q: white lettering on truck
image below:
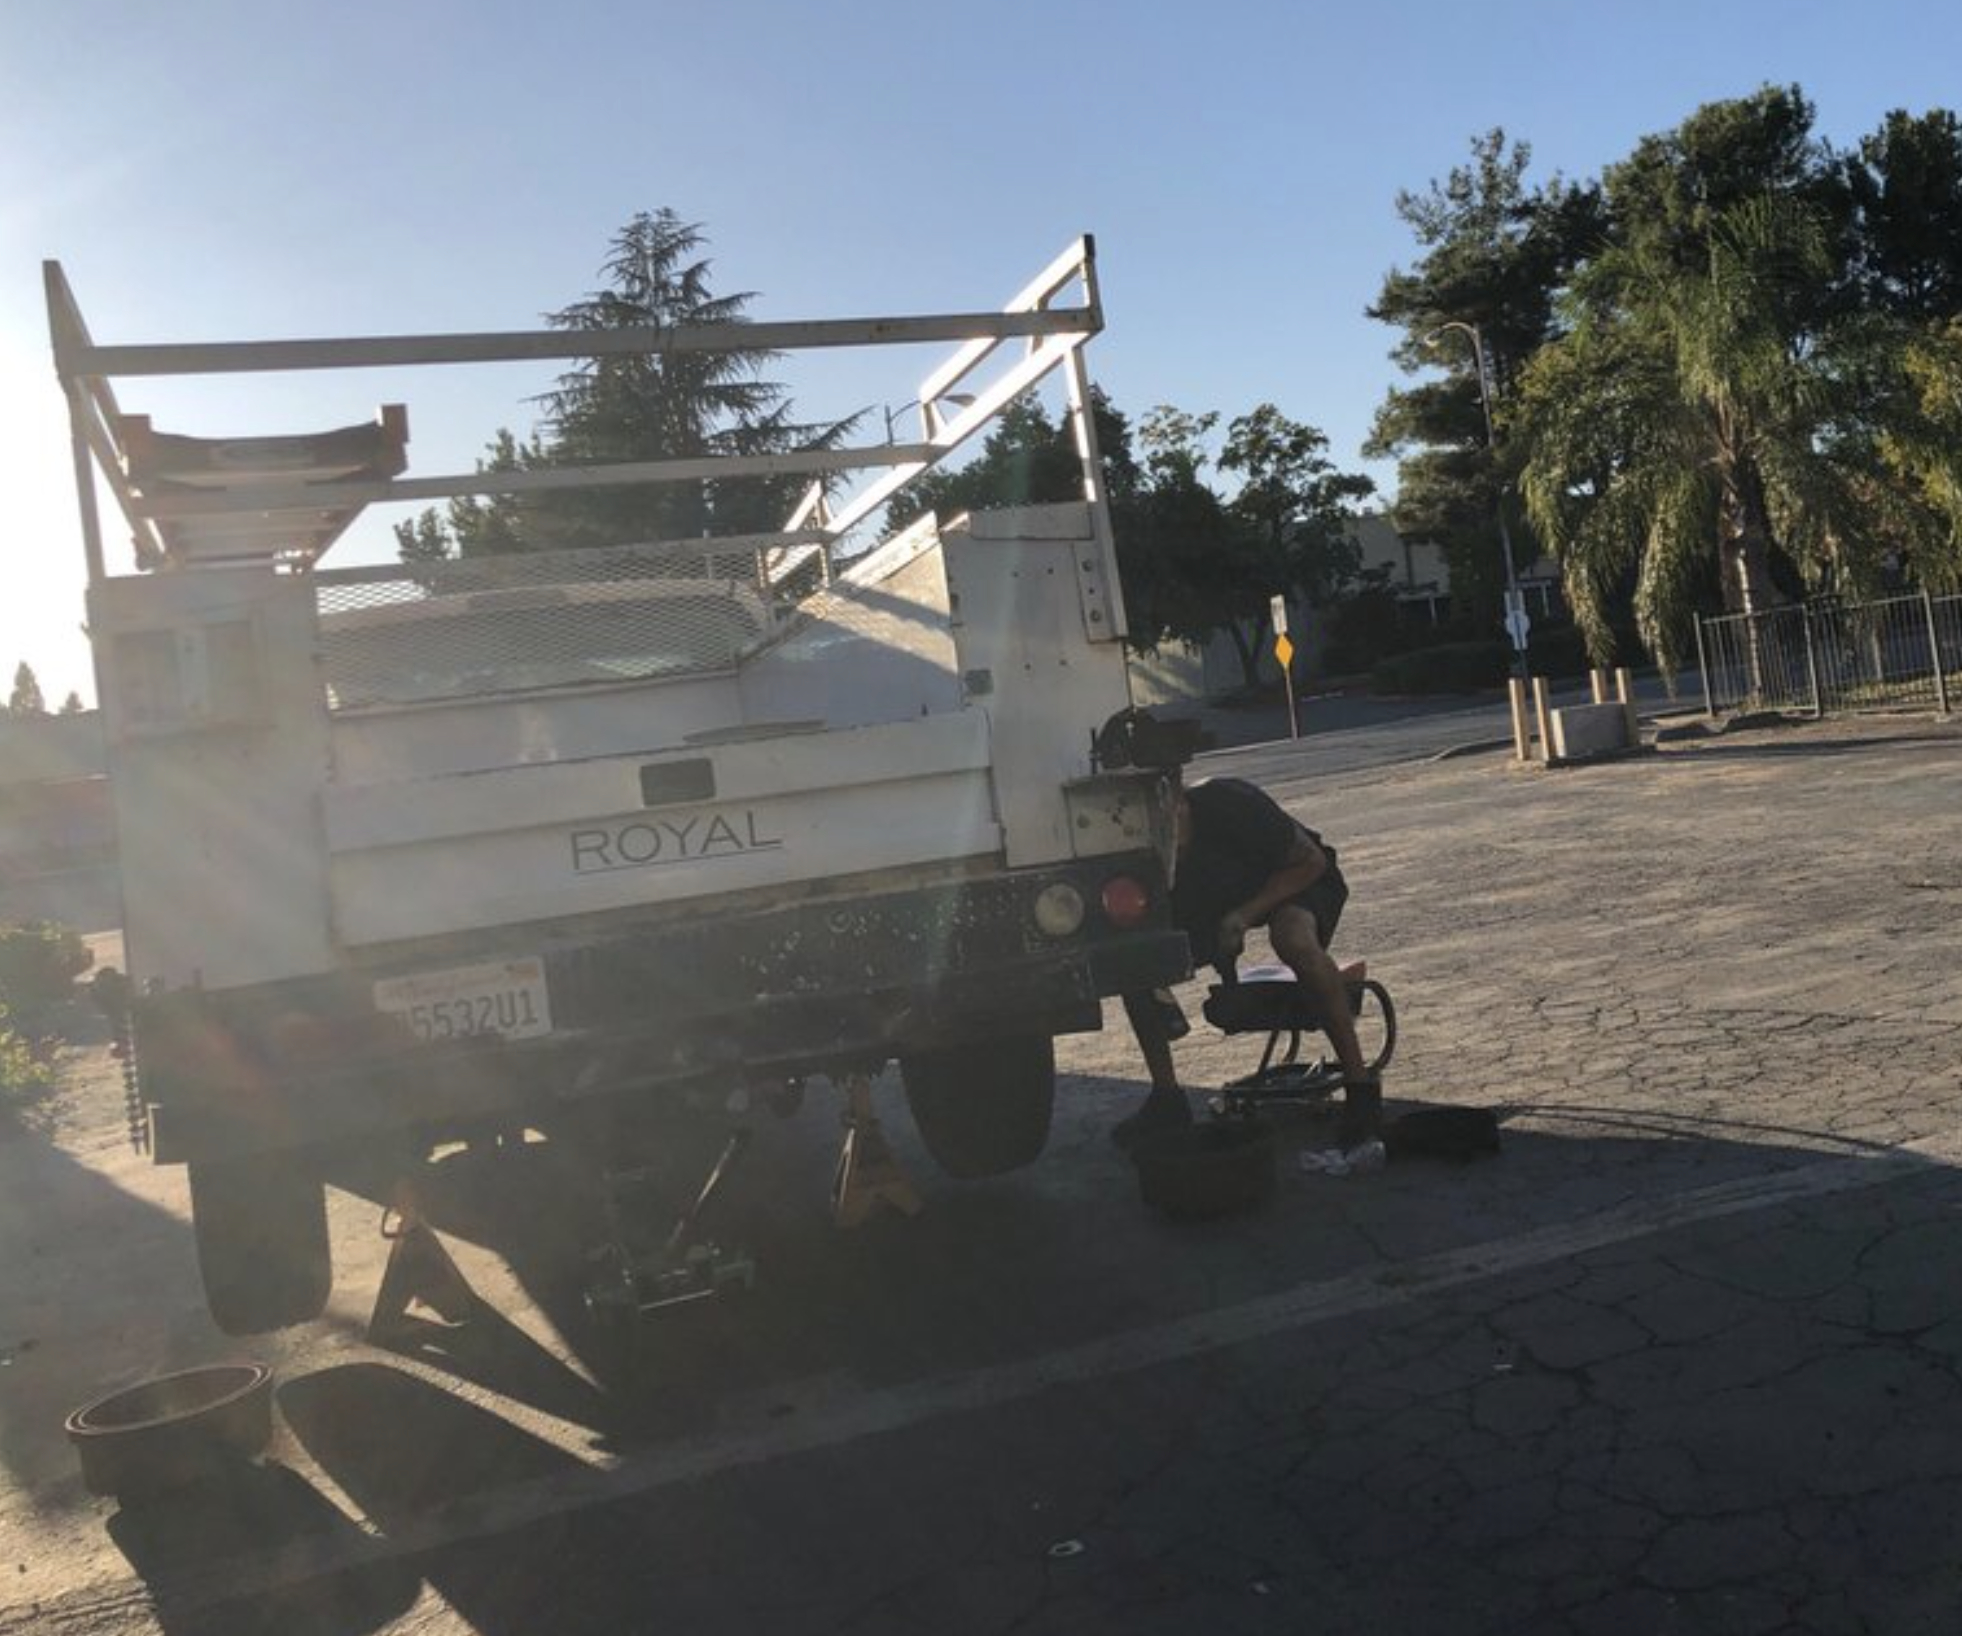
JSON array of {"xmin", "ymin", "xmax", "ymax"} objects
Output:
[{"xmin": 570, "ymin": 810, "xmax": 783, "ymax": 875}]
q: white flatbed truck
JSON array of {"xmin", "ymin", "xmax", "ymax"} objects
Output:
[{"xmin": 46, "ymin": 239, "xmax": 1190, "ymax": 1337}]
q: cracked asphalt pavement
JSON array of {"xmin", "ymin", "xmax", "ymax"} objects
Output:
[{"xmin": 3, "ymin": 713, "xmax": 1959, "ymax": 1634}]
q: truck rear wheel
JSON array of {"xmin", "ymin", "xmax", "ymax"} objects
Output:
[
  {"xmin": 189, "ymin": 1157, "xmax": 332, "ymax": 1335},
  {"xmin": 900, "ymin": 1034, "xmax": 1056, "ymax": 1179}
]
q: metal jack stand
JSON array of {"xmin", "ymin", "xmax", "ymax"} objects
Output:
[
  {"xmin": 831, "ymin": 1073, "xmax": 923, "ymax": 1228},
  {"xmin": 368, "ymin": 1185, "xmax": 477, "ymax": 1344}
]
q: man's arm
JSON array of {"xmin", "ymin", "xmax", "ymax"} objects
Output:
[{"xmin": 1217, "ymin": 832, "xmax": 1330, "ymax": 958}]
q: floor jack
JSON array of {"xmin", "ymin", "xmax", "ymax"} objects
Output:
[
  {"xmin": 830, "ymin": 1073, "xmax": 923, "ymax": 1228},
  {"xmin": 582, "ymin": 1126, "xmax": 758, "ymax": 1356},
  {"xmin": 368, "ymin": 1076, "xmax": 919, "ymax": 1366}
]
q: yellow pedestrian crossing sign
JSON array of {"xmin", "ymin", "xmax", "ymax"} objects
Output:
[{"xmin": 1271, "ymin": 593, "xmax": 1299, "ymax": 741}]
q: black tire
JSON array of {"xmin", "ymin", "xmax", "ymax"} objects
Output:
[
  {"xmin": 1357, "ymin": 978, "xmax": 1398, "ymax": 1074},
  {"xmin": 189, "ymin": 1156, "xmax": 332, "ymax": 1335},
  {"xmin": 899, "ymin": 1033, "xmax": 1056, "ymax": 1179},
  {"xmin": 1357, "ymin": 976, "xmax": 1404, "ymax": 1074}
]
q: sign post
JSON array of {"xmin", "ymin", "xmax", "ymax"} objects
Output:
[
  {"xmin": 1503, "ymin": 589, "xmax": 1532, "ymax": 655},
  {"xmin": 1502, "ymin": 591, "xmax": 1533, "ymax": 756},
  {"xmin": 1271, "ymin": 594, "xmax": 1298, "ymax": 741}
]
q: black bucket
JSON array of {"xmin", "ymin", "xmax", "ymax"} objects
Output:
[{"xmin": 1131, "ymin": 1121, "xmax": 1278, "ymax": 1220}]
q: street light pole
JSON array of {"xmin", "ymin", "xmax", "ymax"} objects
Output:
[{"xmin": 1427, "ymin": 320, "xmax": 1529, "ymax": 682}]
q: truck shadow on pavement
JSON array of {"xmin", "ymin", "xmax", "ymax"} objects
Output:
[
  {"xmin": 238, "ymin": 1127, "xmax": 1962, "ymax": 1636},
  {"xmin": 325, "ymin": 1090, "xmax": 1153, "ymax": 1444},
  {"xmin": 346, "ymin": 1133, "xmax": 761, "ymax": 1438},
  {"xmin": 351, "ymin": 1295, "xmax": 613, "ymax": 1436},
  {"xmin": 82, "ymin": 1102, "xmax": 1956, "ymax": 1633},
  {"xmin": 323, "ymin": 1078, "xmax": 1945, "ymax": 1450},
  {"xmin": 0, "ymin": 1105, "xmax": 200, "ymax": 1498},
  {"xmin": 278, "ymin": 1362, "xmax": 596, "ymax": 1636},
  {"xmin": 104, "ymin": 1461, "xmax": 419, "ymax": 1636}
]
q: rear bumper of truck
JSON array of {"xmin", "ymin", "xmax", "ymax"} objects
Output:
[{"xmin": 134, "ymin": 853, "xmax": 1189, "ymax": 1165}]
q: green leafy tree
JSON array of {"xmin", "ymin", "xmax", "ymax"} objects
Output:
[
  {"xmin": 1603, "ymin": 85, "xmax": 1844, "ymax": 274},
  {"xmin": 877, "ymin": 390, "xmax": 1371, "ymax": 686},
  {"xmin": 8, "ymin": 663, "xmax": 46, "ymax": 718},
  {"xmin": 1220, "ymin": 404, "xmax": 1372, "ymax": 609},
  {"xmin": 1122, "ymin": 407, "xmax": 1371, "ymax": 690},
  {"xmin": 58, "ymin": 692, "xmax": 83, "ymax": 715},
  {"xmin": 397, "ymin": 211, "xmax": 848, "ymax": 562},
  {"xmin": 890, "ymin": 395, "xmax": 1086, "ymax": 529},
  {"xmin": 1843, "ymin": 108, "xmax": 1962, "ymax": 321},
  {"xmin": 1512, "ymin": 88, "xmax": 1962, "ymax": 671},
  {"xmin": 1879, "ymin": 318, "xmax": 1962, "ymax": 566},
  {"xmin": 1828, "ymin": 107, "xmax": 1962, "ymax": 588},
  {"xmin": 889, "ymin": 389, "xmax": 1185, "ymax": 643},
  {"xmin": 1375, "ymin": 88, "xmax": 1962, "ymax": 681},
  {"xmin": 1366, "ymin": 130, "xmax": 1604, "ymax": 626},
  {"xmin": 898, "ymin": 397, "xmax": 1245, "ymax": 664},
  {"xmin": 1516, "ymin": 193, "xmax": 1871, "ymax": 670},
  {"xmin": 1118, "ymin": 408, "xmax": 1242, "ymax": 665},
  {"xmin": 395, "ymin": 429, "xmax": 555, "ymax": 565}
]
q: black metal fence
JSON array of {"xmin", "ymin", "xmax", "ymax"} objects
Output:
[{"xmin": 1697, "ymin": 593, "xmax": 1960, "ymax": 719}]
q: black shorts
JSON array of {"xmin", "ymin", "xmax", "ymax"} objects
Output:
[
  {"xmin": 1184, "ymin": 864, "xmax": 1348, "ymax": 975},
  {"xmin": 1289, "ymin": 866, "xmax": 1349, "ymax": 949}
]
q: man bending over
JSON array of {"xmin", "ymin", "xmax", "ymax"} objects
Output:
[{"xmin": 1116, "ymin": 776, "xmax": 1379, "ymax": 1148}]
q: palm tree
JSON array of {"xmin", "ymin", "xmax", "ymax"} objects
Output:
[
  {"xmin": 1881, "ymin": 319, "xmax": 1962, "ymax": 572},
  {"xmin": 1515, "ymin": 194, "xmax": 1875, "ymax": 672}
]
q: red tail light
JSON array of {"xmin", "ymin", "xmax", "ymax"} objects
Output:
[{"xmin": 1100, "ymin": 875, "xmax": 1150, "ymax": 928}]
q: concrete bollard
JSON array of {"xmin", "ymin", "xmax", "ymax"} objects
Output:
[{"xmin": 1508, "ymin": 677, "xmax": 1532, "ymax": 762}]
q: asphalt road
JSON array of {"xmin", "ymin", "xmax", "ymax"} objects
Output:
[
  {"xmin": 1179, "ymin": 672, "xmax": 1693, "ymax": 784},
  {"xmin": 5, "ymin": 710, "xmax": 1960, "ymax": 1636}
]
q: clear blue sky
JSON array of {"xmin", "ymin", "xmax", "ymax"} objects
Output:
[{"xmin": 4, "ymin": 0, "xmax": 1958, "ymax": 706}]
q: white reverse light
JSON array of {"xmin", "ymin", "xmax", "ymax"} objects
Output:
[{"xmin": 1032, "ymin": 882, "xmax": 1086, "ymax": 938}]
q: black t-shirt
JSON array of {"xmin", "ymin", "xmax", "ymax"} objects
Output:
[{"xmin": 1170, "ymin": 778, "xmax": 1334, "ymax": 939}]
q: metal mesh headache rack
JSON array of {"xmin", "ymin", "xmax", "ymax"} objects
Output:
[{"xmin": 311, "ymin": 543, "xmax": 782, "ymax": 709}]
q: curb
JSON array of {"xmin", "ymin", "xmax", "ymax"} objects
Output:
[
  {"xmin": 1651, "ymin": 710, "xmax": 1800, "ymax": 745},
  {"xmin": 1426, "ymin": 738, "xmax": 1514, "ymax": 763}
]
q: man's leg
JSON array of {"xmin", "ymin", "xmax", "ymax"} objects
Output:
[
  {"xmin": 1267, "ymin": 904, "xmax": 1380, "ymax": 1142},
  {"xmin": 1113, "ymin": 990, "xmax": 1192, "ymax": 1146},
  {"xmin": 1266, "ymin": 905, "xmax": 1365, "ymax": 1078}
]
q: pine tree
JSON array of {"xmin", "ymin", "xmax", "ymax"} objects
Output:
[
  {"xmin": 396, "ymin": 211, "xmax": 847, "ymax": 561},
  {"xmin": 8, "ymin": 662, "xmax": 46, "ymax": 717}
]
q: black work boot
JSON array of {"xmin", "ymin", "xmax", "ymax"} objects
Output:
[
  {"xmin": 1335, "ymin": 1070, "xmax": 1383, "ymax": 1150},
  {"xmin": 1112, "ymin": 1087, "xmax": 1193, "ymax": 1149}
]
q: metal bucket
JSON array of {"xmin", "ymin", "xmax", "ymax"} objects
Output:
[{"xmin": 66, "ymin": 1362, "xmax": 274, "ymax": 1500}]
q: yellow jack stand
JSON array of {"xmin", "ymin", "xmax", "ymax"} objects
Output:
[
  {"xmin": 367, "ymin": 1186, "xmax": 477, "ymax": 1344},
  {"xmin": 830, "ymin": 1074, "xmax": 923, "ymax": 1228}
]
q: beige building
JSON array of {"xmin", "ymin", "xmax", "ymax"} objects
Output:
[
  {"xmin": 1125, "ymin": 512, "xmax": 1565, "ymax": 706},
  {"xmin": 1347, "ymin": 511, "xmax": 1564, "ymax": 631}
]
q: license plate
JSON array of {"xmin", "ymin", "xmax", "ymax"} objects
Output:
[{"xmin": 372, "ymin": 956, "xmax": 552, "ymax": 1043}]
